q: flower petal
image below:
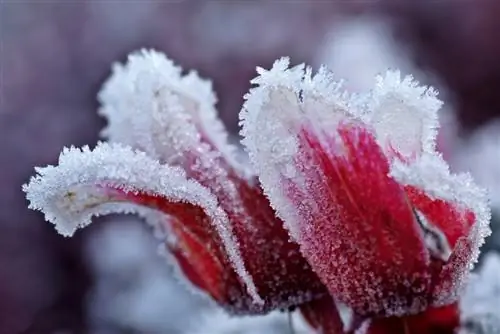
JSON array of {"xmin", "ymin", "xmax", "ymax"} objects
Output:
[
  {"xmin": 98, "ymin": 52, "xmax": 326, "ymax": 313},
  {"xmin": 241, "ymin": 59, "xmax": 434, "ymax": 317},
  {"xmin": 390, "ymin": 154, "xmax": 491, "ymax": 306},
  {"xmin": 240, "ymin": 57, "xmax": 357, "ymax": 241},
  {"xmin": 365, "ymin": 71, "xmax": 442, "ymax": 158},
  {"xmin": 98, "ymin": 49, "xmax": 246, "ymax": 175},
  {"xmin": 22, "ymin": 142, "xmax": 262, "ymax": 308}
]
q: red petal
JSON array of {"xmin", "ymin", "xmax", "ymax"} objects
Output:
[
  {"xmin": 366, "ymin": 303, "xmax": 460, "ymax": 334},
  {"xmin": 288, "ymin": 123, "xmax": 433, "ymax": 317},
  {"xmin": 404, "ymin": 187, "xmax": 476, "ymax": 305},
  {"xmin": 404, "ymin": 186, "xmax": 475, "ymax": 248},
  {"xmin": 300, "ymin": 296, "xmax": 345, "ymax": 334}
]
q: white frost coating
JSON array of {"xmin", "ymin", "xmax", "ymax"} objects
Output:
[
  {"xmin": 240, "ymin": 57, "xmax": 353, "ymax": 241},
  {"xmin": 390, "ymin": 153, "xmax": 492, "ymax": 266},
  {"xmin": 367, "ymin": 71, "xmax": 442, "ymax": 158},
  {"xmin": 22, "ymin": 142, "xmax": 263, "ymax": 305},
  {"xmin": 98, "ymin": 49, "xmax": 244, "ymax": 172},
  {"xmin": 460, "ymin": 252, "xmax": 500, "ymax": 334}
]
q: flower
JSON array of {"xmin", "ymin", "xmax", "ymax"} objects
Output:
[
  {"xmin": 23, "ymin": 50, "xmax": 326, "ymax": 315},
  {"xmin": 24, "ymin": 50, "xmax": 492, "ymax": 334},
  {"xmin": 240, "ymin": 59, "xmax": 491, "ymax": 332}
]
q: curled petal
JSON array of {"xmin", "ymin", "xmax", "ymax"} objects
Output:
[
  {"xmin": 98, "ymin": 49, "xmax": 246, "ymax": 174},
  {"xmin": 22, "ymin": 142, "xmax": 262, "ymax": 307},
  {"xmin": 98, "ymin": 52, "xmax": 326, "ymax": 313},
  {"xmin": 390, "ymin": 154, "xmax": 491, "ymax": 267},
  {"xmin": 366, "ymin": 71, "xmax": 442, "ymax": 158}
]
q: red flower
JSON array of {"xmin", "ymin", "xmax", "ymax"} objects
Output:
[
  {"xmin": 240, "ymin": 60, "xmax": 491, "ymax": 332},
  {"xmin": 24, "ymin": 51, "xmax": 492, "ymax": 333},
  {"xmin": 23, "ymin": 50, "xmax": 326, "ymax": 315}
]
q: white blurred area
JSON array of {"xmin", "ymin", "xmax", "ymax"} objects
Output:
[
  {"xmin": 85, "ymin": 217, "xmax": 209, "ymax": 333},
  {"xmin": 315, "ymin": 16, "xmax": 415, "ymax": 93}
]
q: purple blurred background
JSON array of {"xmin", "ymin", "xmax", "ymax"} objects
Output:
[{"xmin": 2, "ymin": 2, "xmax": 500, "ymax": 333}]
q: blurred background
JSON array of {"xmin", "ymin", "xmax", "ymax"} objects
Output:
[{"xmin": 2, "ymin": 1, "xmax": 500, "ymax": 333}]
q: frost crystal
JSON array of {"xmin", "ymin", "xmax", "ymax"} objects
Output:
[
  {"xmin": 98, "ymin": 49, "xmax": 244, "ymax": 172},
  {"xmin": 368, "ymin": 71, "xmax": 442, "ymax": 157},
  {"xmin": 22, "ymin": 142, "xmax": 261, "ymax": 305},
  {"xmin": 390, "ymin": 153, "xmax": 492, "ymax": 267}
]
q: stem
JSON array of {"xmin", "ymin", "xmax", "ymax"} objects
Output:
[{"xmin": 288, "ymin": 310, "xmax": 296, "ymax": 334}]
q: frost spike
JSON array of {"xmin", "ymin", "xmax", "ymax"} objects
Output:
[{"xmin": 98, "ymin": 49, "xmax": 246, "ymax": 174}]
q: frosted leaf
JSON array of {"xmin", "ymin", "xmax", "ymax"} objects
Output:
[
  {"xmin": 240, "ymin": 57, "xmax": 355, "ymax": 240},
  {"xmin": 98, "ymin": 49, "xmax": 245, "ymax": 173},
  {"xmin": 22, "ymin": 142, "xmax": 261, "ymax": 305},
  {"xmin": 460, "ymin": 252, "xmax": 500, "ymax": 334},
  {"xmin": 366, "ymin": 71, "xmax": 442, "ymax": 158},
  {"xmin": 390, "ymin": 153, "xmax": 491, "ymax": 268}
]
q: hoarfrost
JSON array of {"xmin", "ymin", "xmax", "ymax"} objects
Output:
[
  {"xmin": 22, "ymin": 142, "xmax": 262, "ymax": 305},
  {"xmin": 98, "ymin": 49, "xmax": 244, "ymax": 172},
  {"xmin": 240, "ymin": 57, "xmax": 354, "ymax": 241},
  {"xmin": 367, "ymin": 71, "xmax": 442, "ymax": 158},
  {"xmin": 390, "ymin": 153, "xmax": 492, "ymax": 268}
]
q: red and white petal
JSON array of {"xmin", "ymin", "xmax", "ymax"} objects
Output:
[
  {"xmin": 98, "ymin": 49, "xmax": 247, "ymax": 176},
  {"xmin": 242, "ymin": 63, "xmax": 435, "ymax": 315},
  {"xmin": 240, "ymin": 57, "xmax": 358, "ymax": 241},
  {"xmin": 365, "ymin": 71, "xmax": 442, "ymax": 159},
  {"xmin": 390, "ymin": 154, "xmax": 491, "ymax": 307},
  {"xmin": 22, "ymin": 142, "xmax": 262, "ymax": 308},
  {"xmin": 390, "ymin": 154, "xmax": 491, "ymax": 268}
]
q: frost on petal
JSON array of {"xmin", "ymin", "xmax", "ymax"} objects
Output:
[
  {"xmin": 366, "ymin": 71, "xmax": 442, "ymax": 158},
  {"xmin": 245, "ymin": 84, "xmax": 435, "ymax": 317},
  {"xmin": 22, "ymin": 142, "xmax": 261, "ymax": 310},
  {"xmin": 390, "ymin": 154, "xmax": 491, "ymax": 264},
  {"xmin": 240, "ymin": 57, "xmax": 358, "ymax": 240},
  {"xmin": 390, "ymin": 154, "xmax": 491, "ymax": 307},
  {"xmin": 98, "ymin": 49, "xmax": 245, "ymax": 174},
  {"xmin": 460, "ymin": 252, "xmax": 500, "ymax": 334}
]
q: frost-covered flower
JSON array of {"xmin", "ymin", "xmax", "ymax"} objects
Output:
[
  {"xmin": 24, "ymin": 50, "xmax": 492, "ymax": 334},
  {"xmin": 23, "ymin": 50, "xmax": 326, "ymax": 315},
  {"xmin": 240, "ymin": 59, "xmax": 491, "ymax": 332}
]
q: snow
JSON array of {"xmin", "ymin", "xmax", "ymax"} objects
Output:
[{"xmin": 460, "ymin": 252, "xmax": 500, "ymax": 334}]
